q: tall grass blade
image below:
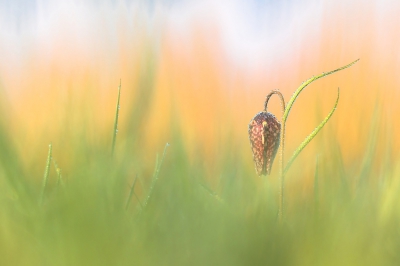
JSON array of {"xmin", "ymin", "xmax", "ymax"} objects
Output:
[
  {"xmin": 53, "ymin": 159, "xmax": 63, "ymax": 188},
  {"xmin": 125, "ymin": 174, "xmax": 140, "ymax": 210},
  {"xmin": 143, "ymin": 143, "xmax": 170, "ymax": 208},
  {"xmin": 0, "ymin": 116, "xmax": 32, "ymax": 200},
  {"xmin": 199, "ymin": 182, "xmax": 223, "ymax": 203},
  {"xmin": 358, "ymin": 106, "xmax": 380, "ymax": 186},
  {"xmin": 283, "ymin": 59, "xmax": 359, "ymax": 123},
  {"xmin": 332, "ymin": 143, "xmax": 350, "ymax": 197},
  {"xmin": 40, "ymin": 143, "xmax": 52, "ymax": 204},
  {"xmin": 314, "ymin": 155, "xmax": 320, "ymax": 215},
  {"xmin": 284, "ymin": 88, "xmax": 340, "ymax": 175},
  {"xmin": 111, "ymin": 80, "xmax": 122, "ymax": 155}
]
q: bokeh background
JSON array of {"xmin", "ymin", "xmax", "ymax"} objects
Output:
[
  {"xmin": 1, "ymin": 0, "xmax": 399, "ymax": 194},
  {"xmin": 0, "ymin": 0, "xmax": 400, "ymax": 265}
]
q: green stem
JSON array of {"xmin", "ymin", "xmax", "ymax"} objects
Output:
[{"xmin": 264, "ymin": 90, "xmax": 286, "ymax": 222}]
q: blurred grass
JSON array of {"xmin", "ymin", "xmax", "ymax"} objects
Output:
[
  {"xmin": 0, "ymin": 74, "xmax": 399, "ymax": 266},
  {"xmin": 1, "ymin": 1, "xmax": 400, "ymax": 264}
]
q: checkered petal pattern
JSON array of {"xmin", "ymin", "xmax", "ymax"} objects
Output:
[{"xmin": 248, "ymin": 111, "xmax": 281, "ymax": 176}]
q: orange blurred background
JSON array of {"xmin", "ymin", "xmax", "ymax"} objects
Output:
[{"xmin": 0, "ymin": 0, "xmax": 399, "ymax": 189}]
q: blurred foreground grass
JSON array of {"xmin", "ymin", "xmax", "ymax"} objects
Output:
[{"xmin": 0, "ymin": 85, "xmax": 399, "ymax": 266}]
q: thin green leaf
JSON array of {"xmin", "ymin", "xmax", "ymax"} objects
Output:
[
  {"xmin": 314, "ymin": 155, "xmax": 320, "ymax": 215},
  {"xmin": 358, "ymin": 105, "xmax": 381, "ymax": 186},
  {"xmin": 283, "ymin": 59, "xmax": 359, "ymax": 123},
  {"xmin": 53, "ymin": 158, "xmax": 63, "ymax": 188},
  {"xmin": 284, "ymin": 88, "xmax": 340, "ymax": 175},
  {"xmin": 143, "ymin": 143, "xmax": 170, "ymax": 208},
  {"xmin": 111, "ymin": 80, "xmax": 122, "ymax": 155},
  {"xmin": 125, "ymin": 174, "xmax": 140, "ymax": 210},
  {"xmin": 40, "ymin": 143, "xmax": 52, "ymax": 204}
]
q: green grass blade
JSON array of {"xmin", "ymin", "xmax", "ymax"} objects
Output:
[
  {"xmin": 358, "ymin": 105, "xmax": 380, "ymax": 186},
  {"xmin": 314, "ymin": 155, "xmax": 320, "ymax": 215},
  {"xmin": 284, "ymin": 88, "xmax": 340, "ymax": 175},
  {"xmin": 143, "ymin": 143, "xmax": 170, "ymax": 208},
  {"xmin": 111, "ymin": 80, "xmax": 122, "ymax": 155},
  {"xmin": 53, "ymin": 159, "xmax": 63, "ymax": 188},
  {"xmin": 40, "ymin": 143, "xmax": 52, "ymax": 204},
  {"xmin": 198, "ymin": 182, "xmax": 223, "ymax": 203},
  {"xmin": 125, "ymin": 174, "xmax": 139, "ymax": 210},
  {"xmin": 283, "ymin": 59, "xmax": 359, "ymax": 123}
]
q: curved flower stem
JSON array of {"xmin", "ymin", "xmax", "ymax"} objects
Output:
[{"xmin": 264, "ymin": 90, "xmax": 286, "ymax": 222}]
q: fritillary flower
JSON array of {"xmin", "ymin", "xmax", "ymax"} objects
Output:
[{"xmin": 248, "ymin": 111, "xmax": 281, "ymax": 176}]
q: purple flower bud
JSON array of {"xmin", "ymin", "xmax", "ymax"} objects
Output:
[{"xmin": 248, "ymin": 111, "xmax": 281, "ymax": 176}]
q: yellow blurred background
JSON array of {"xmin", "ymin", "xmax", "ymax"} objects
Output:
[{"xmin": 0, "ymin": 0, "xmax": 398, "ymax": 190}]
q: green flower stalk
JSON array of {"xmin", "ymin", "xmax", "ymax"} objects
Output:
[{"xmin": 248, "ymin": 59, "xmax": 359, "ymax": 220}]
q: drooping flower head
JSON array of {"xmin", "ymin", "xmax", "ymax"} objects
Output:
[{"xmin": 248, "ymin": 111, "xmax": 281, "ymax": 176}]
